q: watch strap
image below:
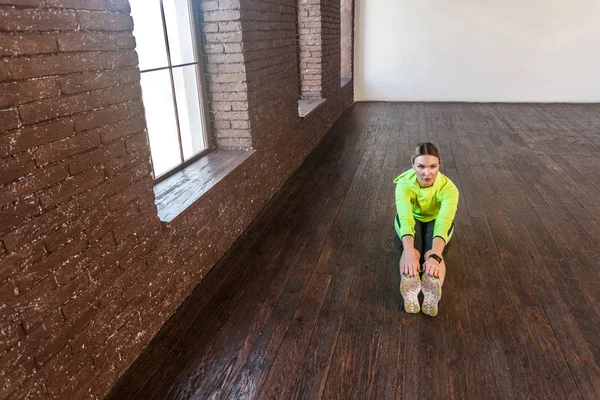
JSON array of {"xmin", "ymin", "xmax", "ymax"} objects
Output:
[{"xmin": 428, "ymin": 253, "xmax": 442, "ymax": 263}]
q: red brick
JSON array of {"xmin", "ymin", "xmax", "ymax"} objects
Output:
[
  {"xmin": 129, "ymin": 158, "xmax": 152, "ymax": 182},
  {"xmin": 7, "ymin": 51, "xmax": 138, "ymax": 80},
  {"xmin": 77, "ymin": 10, "xmax": 133, "ymax": 31},
  {"xmin": 44, "ymin": 203, "xmax": 108, "ymax": 251},
  {"xmin": 0, "ymin": 311, "xmax": 21, "ymax": 354},
  {"xmin": 68, "ymin": 140, "xmax": 127, "ymax": 175},
  {"xmin": 118, "ymin": 68, "xmax": 140, "ymax": 85},
  {"xmin": 0, "ymin": 198, "xmax": 40, "ymax": 234},
  {"xmin": 106, "ymin": 177, "xmax": 152, "ymax": 212},
  {"xmin": 21, "ymin": 82, "xmax": 131, "ymax": 125},
  {"xmin": 98, "ymin": 115, "xmax": 146, "ymax": 143},
  {"xmin": 16, "ymin": 232, "xmax": 86, "ymax": 290},
  {"xmin": 0, "ymin": 78, "xmax": 59, "ymax": 109},
  {"xmin": 14, "ymin": 276, "xmax": 58, "ymax": 332},
  {"xmin": 85, "ymin": 200, "xmax": 137, "ymax": 243},
  {"xmin": 58, "ymin": 31, "xmax": 135, "ymax": 52},
  {"xmin": 39, "ymin": 166, "xmax": 104, "ymax": 208},
  {"xmin": 127, "ymin": 101, "xmax": 144, "ymax": 117},
  {"xmin": 90, "ymin": 83, "xmax": 141, "ymax": 109},
  {"xmin": 58, "ymin": 70, "xmax": 119, "ymax": 95},
  {"xmin": 113, "ymin": 206, "xmax": 157, "ymax": 244},
  {"xmin": 0, "ymin": 108, "xmax": 19, "ymax": 133},
  {"xmin": 0, "ymin": 240, "xmax": 46, "ymax": 282},
  {"xmin": 33, "ymin": 130, "xmax": 100, "ymax": 165},
  {"xmin": 0, "ymin": 152, "xmax": 36, "ymax": 186},
  {"xmin": 0, "ymin": 8, "xmax": 77, "ymax": 32},
  {"xmin": 0, "ymin": 59, "xmax": 9, "ymax": 83},
  {"xmin": 0, "ymin": 33, "xmax": 58, "ymax": 57},
  {"xmin": 72, "ymin": 103, "xmax": 128, "ymax": 131},
  {"xmin": 2, "ymin": 199, "xmax": 78, "ymax": 253},
  {"xmin": 0, "ymin": 164, "xmax": 69, "ymax": 207},
  {"xmin": 19, "ymin": 91, "xmax": 93, "ymax": 125},
  {"xmin": 135, "ymin": 214, "xmax": 162, "ymax": 243},
  {"xmin": 103, "ymin": 153, "xmax": 136, "ymax": 176},
  {"xmin": 87, "ymin": 234, "xmax": 135, "ymax": 279},
  {"xmin": 125, "ymin": 132, "xmax": 148, "ymax": 153},
  {"xmin": 75, "ymin": 170, "xmax": 131, "ymax": 211},
  {"xmin": 46, "ymin": 350, "xmax": 94, "ymax": 398},
  {"xmin": 0, "ymin": 118, "xmax": 74, "ymax": 158},
  {"xmin": 23, "ymin": 274, "xmax": 90, "ymax": 349},
  {"xmin": 19, "ymin": 310, "xmax": 64, "ymax": 359},
  {"xmin": 0, "ymin": 343, "xmax": 37, "ymax": 399}
]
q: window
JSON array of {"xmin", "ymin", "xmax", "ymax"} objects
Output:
[{"xmin": 130, "ymin": 0, "xmax": 210, "ymax": 181}]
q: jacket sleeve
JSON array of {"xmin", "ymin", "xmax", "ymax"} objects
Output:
[
  {"xmin": 433, "ymin": 181, "xmax": 459, "ymax": 243},
  {"xmin": 395, "ymin": 183, "xmax": 415, "ymax": 238}
]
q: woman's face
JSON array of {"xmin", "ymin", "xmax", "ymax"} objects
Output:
[{"xmin": 412, "ymin": 155, "xmax": 440, "ymax": 188}]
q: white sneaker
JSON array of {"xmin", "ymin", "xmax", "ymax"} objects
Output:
[
  {"xmin": 400, "ymin": 274, "xmax": 421, "ymax": 313},
  {"xmin": 421, "ymin": 274, "xmax": 442, "ymax": 317}
]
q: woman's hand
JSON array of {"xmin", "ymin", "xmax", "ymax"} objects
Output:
[
  {"xmin": 423, "ymin": 256, "xmax": 443, "ymax": 278},
  {"xmin": 400, "ymin": 249, "xmax": 420, "ymax": 277}
]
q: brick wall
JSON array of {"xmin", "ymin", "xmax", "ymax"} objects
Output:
[
  {"xmin": 199, "ymin": 0, "xmax": 252, "ymax": 150},
  {"xmin": 297, "ymin": 0, "xmax": 323, "ymax": 99},
  {"xmin": 0, "ymin": 0, "xmax": 353, "ymax": 398},
  {"xmin": 340, "ymin": 0, "xmax": 352, "ymax": 79}
]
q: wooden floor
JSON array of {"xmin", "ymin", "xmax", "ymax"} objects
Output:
[{"xmin": 108, "ymin": 103, "xmax": 600, "ymax": 400}]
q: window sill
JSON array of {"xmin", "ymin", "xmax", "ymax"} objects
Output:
[
  {"xmin": 154, "ymin": 148, "xmax": 255, "ymax": 223},
  {"xmin": 341, "ymin": 76, "xmax": 352, "ymax": 88},
  {"xmin": 298, "ymin": 97, "xmax": 326, "ymax": 118}
]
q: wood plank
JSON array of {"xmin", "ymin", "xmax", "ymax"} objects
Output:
[
  {"xmin": 106, "ymin": 103, "xmax": 600, "ymax": 400},
  {"xmin": 255, "ymin": 273, "xmax": 331, "ymax": 400}
]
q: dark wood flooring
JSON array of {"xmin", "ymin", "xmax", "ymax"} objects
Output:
[{"xmin": 107, "ymin": 103, "xmax": 600, "ymax": 400}]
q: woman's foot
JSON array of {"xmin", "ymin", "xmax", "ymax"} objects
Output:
[
  {"xmin": 400, "ymin": 274, "xmax": 421, "ymax": 313},
  {"xmin": 421, "ymin": 274, "xmax": 442, "ymax": 316}
]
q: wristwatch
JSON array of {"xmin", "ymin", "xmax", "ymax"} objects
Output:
[{"xmin": 428, "ymin": 253, "xmax": 442, "ymax": 263}]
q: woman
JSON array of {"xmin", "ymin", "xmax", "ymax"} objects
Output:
[{"xmin": 394, "ymin": 142, "xmax": 459, "ymax": 316}]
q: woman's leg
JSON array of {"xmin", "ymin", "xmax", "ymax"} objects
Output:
[
  {"xmin": 420, "ymin": 221, "xmax": 444, "ymax": 317},
  {"xmin": 400, "ymin": 248, "xmax": 421, "ymax": 313},
  {"xmin": 397, "ymin": 219, "xmax": 424, "ymax": 313}
]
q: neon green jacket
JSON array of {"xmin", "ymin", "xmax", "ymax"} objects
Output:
[{"xmin": 394, "ymin": 169, "xmax": 459, "ymax": 243}]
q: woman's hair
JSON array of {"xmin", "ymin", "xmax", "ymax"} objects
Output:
[{"xmin": 411, "ymin": 142, "xmax": 441, "ymax": 164}]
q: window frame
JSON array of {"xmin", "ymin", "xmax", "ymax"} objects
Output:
[{"xmin": 134, "ymin": 0, "xmax": 213, "ymax": 184}]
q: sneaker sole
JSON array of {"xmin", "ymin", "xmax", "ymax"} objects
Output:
[
  {"xmin": 400, "ymin": 275, "xmax": 421, "ymax": 314},
  {"xmin": 421, "ymin": 274, "xmax": 442, "ymax": 317}
]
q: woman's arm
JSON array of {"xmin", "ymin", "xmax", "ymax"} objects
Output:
[
  {"xmin": 396, "ymin": 184, "xmax": 420, "ymax": 276},
  {"xmin": 423, "ymin": 237, "xmax": 445, "ymax": 277},
  {"xmin": 400, "ymin": 235, "xmax": 420, "ymax": 276},
  {"xmin": 433, "ymin": 182, "xmax": 459, "ymax": 243},
  {"xmin": 424, "ymin": 180, "xmax": 459, "ymax": 277}
]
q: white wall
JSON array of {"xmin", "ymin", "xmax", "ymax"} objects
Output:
[{"xmin": 354, "ymin": 0, "xmax": 600, "ymax": 102}]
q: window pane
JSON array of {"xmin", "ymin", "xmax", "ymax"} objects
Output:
[
  {"xmin": 130, "ymin": 0, "xmax": 169, "ymax": 71},
  {"xmin": 173, "ymin": 65, "xmax": 206, "ymax": 159},
  {"xmin": 140, "ymin": 70, "xmax": 181, "ymax": 177},
  {"xmin": 163, "ymin": 0, "xmax": 197, "ymax": 66}
]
